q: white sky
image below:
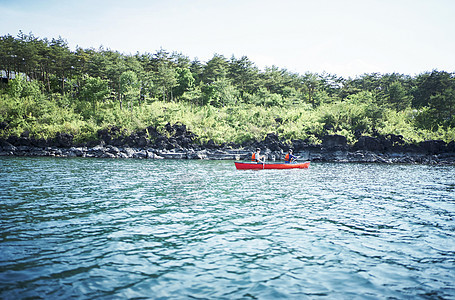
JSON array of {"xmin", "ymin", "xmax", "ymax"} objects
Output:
[{"xmin": 1, "ymin": 0, "xmax": 455, "ymax": 78}]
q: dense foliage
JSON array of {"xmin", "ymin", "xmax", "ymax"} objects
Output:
[{"xmin": 1, "ymin": 32, "xmax": 455, "ymax": 145}]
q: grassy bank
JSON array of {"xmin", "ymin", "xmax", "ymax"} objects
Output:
[{"xmin": 1, "ymin": 88, "xmax": 454, "ymax": 146}]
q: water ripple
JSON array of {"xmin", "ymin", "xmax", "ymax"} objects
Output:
[{"xmin": 1, "ymin": 158, "xmax": 454, "ymax": 299}]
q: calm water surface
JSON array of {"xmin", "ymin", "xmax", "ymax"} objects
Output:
[{"xmin": 1, "ymin": 157, "xmax": 454, "ymax": 299}]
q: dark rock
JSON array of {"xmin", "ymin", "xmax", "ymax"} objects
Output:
[
  {"xmin": 204, "ymin": 139, "xmax": 219, "ymax": 150},
  {"xmin": 133, "ymin": 150, "xmax": 147, "ymax": 159},
  {"xmin": 264, "ymin": 133, "xmax": 287, "ymax": 151},
  {"xmin": 122, "ymin": 147, "xmax": 135, "ymax": 158},
  {"xmin": 153, "ymin": 136, "xmax": 169, "ymax": 150},
  {"xmin": 31, "ymin": 138, "xmax": 49, "ymax": 148},
  {"xmin": 117, "ymin": 152, "xmax": 129, "ymax": 158},
  {"xmin": 136, "ymin": 136, "xmax": 148, "ymax": 147},
  {"xmin": 309, "ymin": 152, "xmax": 323, "ymax": 161},
  {"xmin": 123, "ymin": 134, "xmax": 136, "ymax": 147},
  {"xmin": 105, "ymin": 145, "xmax": 120, "ymax": 154},
  {"xmin": 109, "ymin": 137, "xmax": 123, "ymax": 146},
  {"xmin": 448, "ymin": 141, "xmax": 455, "ymax": 152},
  {"xmin": 146, "ymin": 125, "xmax": 159, "ymax": 137},
  {"xmin": 196, "ymin": 150, "xmax": 208, "ymax": 159},
  {"xmin": 291, "ymin": 139, "xmax": 308, "ymax": 152},
  {"xmin": 159, "ymin": 151, "xmax": 187, "ymax": 159},
  {"xmin": 175, "ymin": 136, "xmax": 191, "ymax": 148},
  {"xmin": 385, "ymin": 134, "xmax": 405, "ymax": 145},
  {"xmin": 97, "ymin": 129, "xmax": 112, "ymax": 144},
  {"xmin": 146, "ymin": 150, "xmax": 155, "ymax": 159},
  {"xmin": 322, "ymin": 135, "xmax": 347, "ymax": 150},
  {"xmin": 264, "ymin": 133, "xmax": 279, "ymax": 143},
  {"xmin": 68, "ymin": 147, "xmax": 84, "ymax": 157},
  {"xmin": 166, "ymin": 138, "xmax": 179, "ymax": 150},
  {"xmin": 31, "ymin": 148, "xmax": 49, "ymax": 156},
  {"xmin": 17, "ymin": 145, "xmax": 31, "ymax": 152},
  {"xmin": 55, "ymin": 132, "xmax": 73, "ymax": 148},
  {"xmin": 97, "ymin": 125, "xmax": 123, "ymax": 145},
  {"xmin": 353, "ymin": 136, "xmax": 384, "ymax": 152},
  {"xmin": 6, "ymin": 136, "xmax": 19, "ymax": 146},
  {"xmin": 52, "ymin": 148, "xmax": 63, "ymax": 156},
  {"xmin": 1, "ymin": 126, "xmax": 453, "ymax": 165},
  {"xmin": 102, "ymin": 152, "xmax": 117, "ymax": 158},
  {"xmin": 7, "ymin": 135, "xmax": 32, "ymax": 146},
  {"xmin": 147, "ymin": 151, "xmax": 163, "ymax": 159},
  {"xmin": 88, "ymin": 145, "xmax": 106, "ymax": 156},
  {"xmin": 396, "ymin": 143, "xmax": 422, "ymax": 153},
  {"xmin": 419, "ymin": 140, "xmax": 446, "ymax": 154},
  {"xmin": 321, "ymin": 150, "xmax": 348, "ymax": 162},
  {"xmin": 173, "ymin": 123, "xmax": 187, "ymax": 136},
  {"xmin": 164, "ymin": 123, "xmax": 174, "ymax": 135},
  {"xmin": 0, "ymin": 140, "xmax": 15, "ymax": 150}
]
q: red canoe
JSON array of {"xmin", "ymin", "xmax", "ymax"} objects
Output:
[{"xmin": 235, "ymin": 161, "xmax": 310, "ymax": 170}]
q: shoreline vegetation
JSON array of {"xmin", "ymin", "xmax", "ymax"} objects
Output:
[{"xmin": 1, "ymin": 32, "xmax": 454, "ymax": 164}]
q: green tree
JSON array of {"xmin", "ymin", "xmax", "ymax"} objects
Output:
[
  {"xmin": 228, "ymin": 55, "xmax": 259, "ymax": 96},
  {"xmin": 174, "ymin": 67, "xmax": 195, "ymax": 98},
  {"xmin": 49, "ymin": 36, "xmax": 72, "ymax": 94},
  {"xmin": 80, "ymin": 76, "xmax": 110, "ymax": 111},
  {"xmin": 202, "ymin": 78, "xmax": 239, "ymax": 107},
  {"xmin": 170, "ymin": 51, "xmax": 191, "ymax": 69},
  {"xmin": 190, "ymin": 58, "xmax": 204, "ymax": 84},
  {"xmin": 6, "ymin": 74, "xmax": 42, "ymax": 102},
  {"xmin": 203, "ymin": 54, "xmax": 228, "ymax": 84},
  {"xmin": 261, "ymin": 66, "xmax": 286, "ymax": 94},
  {"xmin": 319, "ymin": 72, "xmax": 344, "ymax": 99},
  {"xmin": 428, "ymin": 87, "xmax": 455, "ymax": 126},
  {"xmin": 412, "ymin": 70, "xmax": 452, "ymax": 108},
  {"xmin": 302, "ymin": 73, "xmax": 320, "ymax": 107},
  {"xmin": 155, "ymin": 62, "xmax": 178, "ymax": 101},
  {"xmin": 103, "ymin": 49, "xmax": 128, "ymax": 101},
  {"xmin": 86, "ymin": 49, "xmax": 108, "ymax": 79},
  {"xmin": 7, "ymin": 74, "xmax": 25, "ymax": 98},
  {"xmin": 119, "ymin": 71, "xmax": 140, "ymax": 110},
  {"xmin": 0, "ymin": 34, "xmax": 17, "ymax": 80},
  {"xmin": 387, "ymin": 81, "xmax": 411, "ymax": 111}
]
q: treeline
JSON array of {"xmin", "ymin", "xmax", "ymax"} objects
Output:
[{"xmin": 1, "ymin": 32, "xmax": 455, "ymax": 144}]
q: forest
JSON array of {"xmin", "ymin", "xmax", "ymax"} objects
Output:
[{"xmin": 1, "ymin": 32, "xmax": 455, "ymax": 145}]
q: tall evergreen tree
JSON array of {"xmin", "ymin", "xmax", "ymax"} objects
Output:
[
  {"xmin": 228, "ymin": 55, "xmax": 259, "ymax": 96},
  {"xmin": 203, "ymin": 54, "xmax": 228, "ymax": 84},
  {"xmin": 387, "ymin": 81, "xmax": 410, "ymax": 111}
]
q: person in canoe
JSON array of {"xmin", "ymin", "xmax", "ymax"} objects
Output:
[
  {"xmin": 284, "ymin": 149, "xmax": 298, "ymax": 163},
  {"xmin": 251, "ymin": 148, "xmax": 266, "ymax": 164}
]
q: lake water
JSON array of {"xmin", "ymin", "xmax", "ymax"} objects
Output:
[{"xmin": 1, "ymin": 157, "xmax": 454, "ymax": 299}]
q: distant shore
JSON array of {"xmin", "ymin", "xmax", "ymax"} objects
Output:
[{"xmin": 1, "ymin": 128, "xmax": 454, "ymax": 165}]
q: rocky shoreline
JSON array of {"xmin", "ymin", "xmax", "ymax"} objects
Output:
[{"xmin": 1, "ymin": 123, "xmax": 454, "ymax": 165}]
